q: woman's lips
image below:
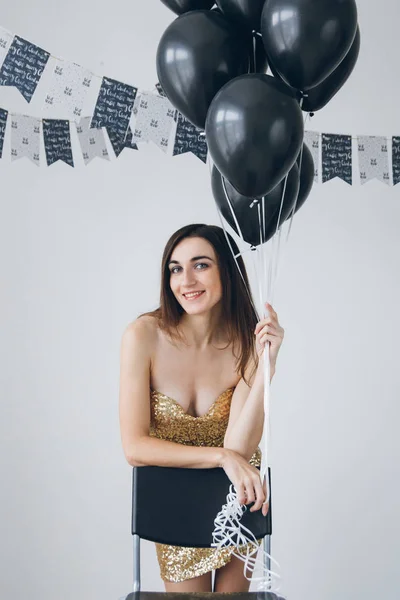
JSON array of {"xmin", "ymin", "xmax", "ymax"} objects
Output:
[{"xmin": 183, "ymin": 291, "xmax": 205, "ymax": 301}]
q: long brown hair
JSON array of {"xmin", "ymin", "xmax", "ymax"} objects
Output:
[{"xmin": 140, "ymin": 224, "xmax": 259, "ymax": 384}]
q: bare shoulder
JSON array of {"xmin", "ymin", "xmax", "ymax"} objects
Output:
[{"xmin": 122, "ymin": 315, "xmax": 158, "ymax": 349}]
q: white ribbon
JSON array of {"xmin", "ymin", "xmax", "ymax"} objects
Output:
[{"xmin": 207, "ymin": 145, "xmax": 306, "ymax": 591}]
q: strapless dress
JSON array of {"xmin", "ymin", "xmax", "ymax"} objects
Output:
[{"xmin": 149, "ymin": 387, "xmax": 262, "ymax": 583}]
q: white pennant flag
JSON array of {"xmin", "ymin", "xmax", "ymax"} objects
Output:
[
  {"xmin": 76, "ymin": 117, "xmax": 109, "ymax": 165},
  {"xmin": 42, "ymin": 59, "xmax": 93, "ymax": 121},
  {"xmin": 357, "ymin": 135, "xmax": 390, "ymax": 185},
  {"xmin": 132, "ymin": 92, "xmax": 176, "ymax": 152},
  {"xmin": 304, "ymin": 130, "xmax": 320, "ymax": 183},
  {"xmin": 10, "ymin": 114, "xmax": 41, "ymax": 166},
  {"xmin": 0, "ymin": 27, "xmax": 13, "ymax": 69}
]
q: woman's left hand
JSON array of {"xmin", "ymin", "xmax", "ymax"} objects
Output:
[{"xmin": 254, "ymin": 302, "xmax": 285, "ymax": 369}]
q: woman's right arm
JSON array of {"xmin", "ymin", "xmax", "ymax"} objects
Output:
[
  {"xmin": 119, "ymin": 318, "xmax": 226, "ymax": 469},
  {"xmin": 119, "ymin": 319, "xmax": 266, "ymax": 513}
]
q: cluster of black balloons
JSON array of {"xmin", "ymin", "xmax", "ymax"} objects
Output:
[{"xmin": 157, "ymin": 0, "xmax": 359, "ymax": 246}]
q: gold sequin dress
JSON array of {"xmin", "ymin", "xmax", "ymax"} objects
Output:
[{"xmin": 149, "ymin": 387, "xmax": 262, "ymax": 583}]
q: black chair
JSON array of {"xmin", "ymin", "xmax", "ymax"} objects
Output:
[{"xmin": 123, "ymin": 465, "xmax": 272, "ymax": 596}]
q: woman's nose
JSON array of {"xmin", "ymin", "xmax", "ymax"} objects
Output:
[{"xmin": 182, "ymin": 269, "xmax": 196, "ymax": 285}]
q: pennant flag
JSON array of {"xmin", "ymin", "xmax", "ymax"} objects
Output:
[
  {"xmin": 132, "ymin": 92, "xmax": 176, "ymax": 152},
  {"xmin": 173, "ymin": 112, "xmax": 207, "ymax": 163},
  {"xmin": 10, "ymin": 114, "xmax": 41, "ymax": 165},
  {"xmin": 107, "ymin": 125, "xmax": 138, "ymax": 157},
  {"xmin": 91, "ymin": 77, "xmax": 137, "ymax": 140},
  {"xmin": 357, "ymin": 135, "xmax": 390, "ymax": 185},
  {"xmin": 76, "ymin": 117, "xmax": 109, "ymax": 165},
  {"xmin": 155, "ymin": 82, "xmax": 167, "ymax": 98},
  {"xmin": 0, "ymin": 27, "xmax": 14, "ymax": 69},
  {"xmin": 0, "ymin": 36, "xmax": 50, "ymax": 102},
  {"xmin": 392, "ymin": 137, "xmax": 400, "ymax": 186},
  {"xmin": 0, "ymin": 108, "xmax": 8, "ymax": 158},
  {"xmin": 42, "ymin": 59, "xmax": 93, "ymax": 121},
  {"xmin": 304, "ymin": 131, "xmax": 320, "ymax": 183},
  {"xmin": 322, "ymin": 133, "xmax": 352, "ymax": 185},
  {"xmin": 43, "ymin": 119, "xmax": 74, "ymax": 167}
]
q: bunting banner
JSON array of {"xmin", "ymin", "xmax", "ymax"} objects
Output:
[
  {"xmin": 392, "ymin": 137, "xmax": 400, "ymax": 187},
  {"xmin": 76, "ymin": 117, "xmax": 109, "ymax": 165},
  {"xmin": 107, "ymin": 125, "xmax": 138, "ymax": 158},
  {"xmin": 0, "ymin": 107, "xmax": 7, "ymax": 157},
  {"xmin": 90, "ymin": 76, "xmax": 137, "ymax": 140},
  {"xmin": 10, "ymin": 114, "xmax": 41, "ymax": 165},
  {"xmin": 322, "ymin": 133, "xmax": 352, "ymax": 185},
  {"xmin": 173, "ymin": 112, "xmax": 208, "ymax": 164},
  {"xmin": 43, "ymin": 119, "xmax": 74, "ymax": 167},
  {"xmin": 0, "ymin": 27, "xmax": 13, "ymax": 69},
  {"xmin": 0, "ymin": 22, "xmax": 399, "ymax": 186},
  {"xmin": 358, "ymin": 135, "xmax": 390, "ymax": 185},
  {"xmin": 0, "ymin": 36, "xmax": 50, "ymax": 102},
  {"xmin": 304, "ymin": 130, "xmax": 320, "ymax": 183},
  {"xmin": 42, "ymin": 59, "xmax": 93, "ymax": 121},
  {"xmin": 132, "ymin": 92, "xmax": 177, "ymax": 152}
]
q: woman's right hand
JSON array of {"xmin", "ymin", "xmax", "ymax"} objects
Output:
[{"xmin": 220, "ymin": 449, "xmax": 269, "ymax": 516}]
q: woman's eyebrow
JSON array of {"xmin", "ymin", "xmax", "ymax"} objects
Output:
[{"xmin": 168, "ymin": 255, "xmax": 215, "ymax": 265}]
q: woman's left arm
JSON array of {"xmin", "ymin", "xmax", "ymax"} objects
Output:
[{"xmin": 223, "ymin": 302, "xmax": 284, "ymax": 461}]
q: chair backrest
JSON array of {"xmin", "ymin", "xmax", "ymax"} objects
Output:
[{"xmin": 131, "ymin": 466, "xmax": 272, "ymax": 547}]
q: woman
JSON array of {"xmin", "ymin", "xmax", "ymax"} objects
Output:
[{"xmin": 119, "ymin": 223, "xmax": 284, "ymax": 592}]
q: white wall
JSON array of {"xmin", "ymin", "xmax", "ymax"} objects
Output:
[{"xmin": 0, "ymin": 2, "xmax": 399, "ymax": 599}]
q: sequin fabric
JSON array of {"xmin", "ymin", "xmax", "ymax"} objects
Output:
[{"xmin": 149, "ymin": 387, "xmax": 262, "ymax": 583}]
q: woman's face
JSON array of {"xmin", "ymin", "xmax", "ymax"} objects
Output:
[{"xmin": 168, "ymin": 237, "xmax": 223, "ymax": 314}]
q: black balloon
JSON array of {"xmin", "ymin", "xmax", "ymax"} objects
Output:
[
  {"xmin": 160, "ymin": 0, "xmax": 214, "ymax": 15},
  {"xmin": 156, "ymin": 10, "xmax": 250, "ymax": 129},
  {"xmin": 254, "ymin": 34, "xmax": 268, "ymax": 73},
  {"xmin": 216, "ymin": 0, "xmax": 265, "ymax": 31},
  {"xmin": 206, "ymin": 73, "xmax": 304, "ymax": 198},
  {"xmin": 212, "ymin": 163, "xmax": 300, "ymax": 246},
  {"xmin": 302, "ymin": 26, "xmax": 361, "ymax": 112},
  {"xmin": 261, "ymin": 0, "xmax": 358, "ymax": 90},
  {"xmin": 285, "ymin": 143, "xmax": 314, "ymax": 220}
]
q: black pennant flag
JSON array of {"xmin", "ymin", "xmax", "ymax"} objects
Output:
[{"xmin": 322, "ymin": 133, "xmax": 352, "ymax": 185}]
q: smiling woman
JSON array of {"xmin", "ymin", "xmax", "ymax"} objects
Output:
[{"xmin": 118, "ymin": 223, "xmax": 284, "ymax": 592}]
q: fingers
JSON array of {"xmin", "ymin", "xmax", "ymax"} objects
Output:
[
  {"xmin": 236, "ymin": 481, "xmax": 247, "ymax": 506},
  {"xmin": 243, "ymin": 479, "xmax": 255, "ymax": 506},
  {"xmin": 262, "ymin": 500, "xmax": 270, "ymax": 517},
  {"xmin": 262, "ymin": 477, "xmax": 270, "ymax": 516},
  {"xmin": 254, "ymin": 317, "xmax": 275, "ymax": 335},
  {"xmin": 266, "ymin": 302, "xmax": 277, "ymax": 319},
  {"xmin": 249, "ymin": 475, "xmax": 265, "ymax": 512}
]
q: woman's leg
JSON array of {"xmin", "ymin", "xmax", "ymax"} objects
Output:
[
  {"xmin": 163, "ymin": 571, "xmax": 212, "ymax": 592},
  {"xmin": 213, "ymin": 554, "xmax": 252, "ymax": 593}
]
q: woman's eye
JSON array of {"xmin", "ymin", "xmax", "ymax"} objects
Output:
[{"xmin": 170, "ymin": 263, "xmax": 208, "ymax": 275}]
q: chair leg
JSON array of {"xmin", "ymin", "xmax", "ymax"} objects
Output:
[
  {"xmin": 263, "ymin": 535, "xmax": 271, "ymax": 573},
  {"xmin": 133, "ymin": 534, "xmax": 141, "ymax": 592}
]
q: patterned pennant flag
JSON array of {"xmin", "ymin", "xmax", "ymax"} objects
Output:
[
  {"xmin": 91, "ymin": 77, "xmax": 137, "ymax": 140},
  {"xmin": 322, "ymin": 133, "xmax": 352, "ymax": 185},
  {"xmin": 0, "ymin": 36, "xmax": 50, "ymax": 102},
  {"xmin": 357, "ymin": 135, "xmax": 390, "ymax": 185},
  {"xmin": 107, "ymin": 125, "xmax": 138, "ymax": 157},
  {"xmin": 76, "ymin": 117, "xmax": 109, "ymax": 165},
  {"xmin": 0, "ymin": 27, "xmax": 14, "ymax": 69},
  {"xmin": 10, "ymin": 114, "xmax": 41, "ymax": 165},
  {"xmin": 132, "ymin": 92, "xmax": 176, "ymax": 152},
  {"xmin": 173, "ymin": 112, "xmax": 207, "ymax": 163},
  {"xmin": 0, "ymin": 108, "xmax": 8, "ymax": 158},
  {"xmin": 155, "ymin": 82, "xmax": 167, "ymax": 98},
  {"xmin": 42, "ymin": 59, "xmax": 93, "ymax": 121},
  {"xmin": 392, "ymin": 137, "xmax": 400, "ymax": 186},
  {"xmin": 43, "ymin": 119, "xmax": 74, "ymax": 167},
  {"xmin": 304, "ymin": 131, "xmax": 320, "ymax": 183}
]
